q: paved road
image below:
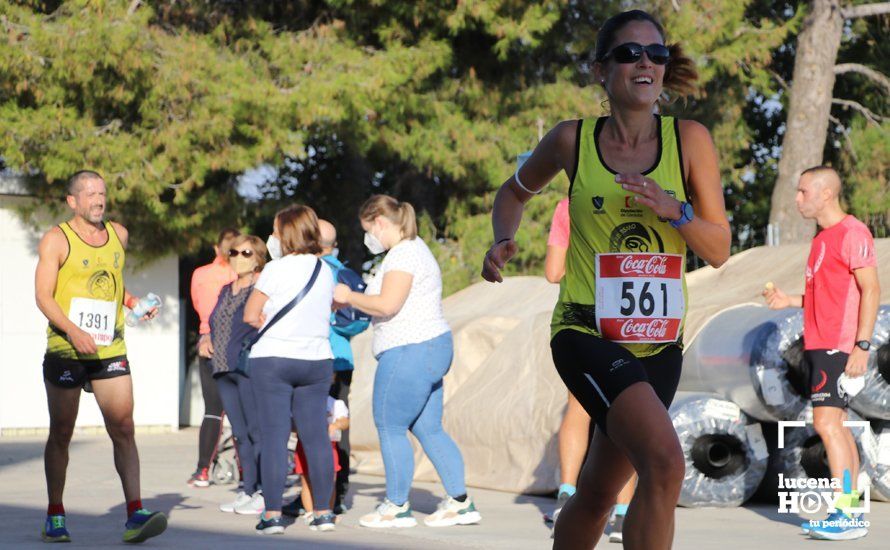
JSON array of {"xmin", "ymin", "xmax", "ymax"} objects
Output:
[{"xmin": 1, "ymin": 429, "xmax": 886, "ymax": 548}]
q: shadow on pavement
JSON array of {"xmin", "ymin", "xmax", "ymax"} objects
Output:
[
  {"xmin": 0, "ymin": 503, "xmax": 390, "ymax": 549},
  {"xmin": 0, "ymin": 440, "xmax": 79, "ymax": 471},
  {"xmin": 744, "ymin": 503, "xmax": 808, "ymax": 528}
]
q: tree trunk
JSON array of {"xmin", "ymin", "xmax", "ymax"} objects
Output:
[{"xmin": 769, "ymin": 0, "xmax": 844, "ymax": 243}]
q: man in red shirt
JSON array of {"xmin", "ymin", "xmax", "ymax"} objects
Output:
[
  {"xmin": 765, "ymin": 166, "xmax": 879, "ymax": 541},
  {"xmin": 188, "ymin": 228, "xmax": 239, "ymax": 486}
]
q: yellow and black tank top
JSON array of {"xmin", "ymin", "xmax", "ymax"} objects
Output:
[
  {"xmin": 551, "ymin": 115, "xmax": 690, "ymax": 357},
  {"xmin": 46, "ymin": 222, "xmax": 127, "ymax": 360}
]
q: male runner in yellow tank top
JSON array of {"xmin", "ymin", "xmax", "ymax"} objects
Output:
[{"xmin": 34, "ymin": 170, "xmax": 167, "ymax": 544}]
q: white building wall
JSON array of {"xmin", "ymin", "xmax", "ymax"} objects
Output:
[{"xmin": 0, "ymin": 195, "xmax": 181, "ymax": 433}]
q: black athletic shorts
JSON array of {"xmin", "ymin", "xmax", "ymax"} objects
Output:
[
  {"xmin": 806, "ymin": 349, "xmax": 849, "ymax": 409},
  {"xmin": 550, "ymin": 329, "xmax": 682, "ymax": 435},
  {"xmin": 43, "ymin": 354, "xmax": 131, "ymax": 390}
]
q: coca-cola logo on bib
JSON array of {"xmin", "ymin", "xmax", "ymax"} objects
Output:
[
  {"xmin": 619, "ymin": 318, "xmax": 670, "ymax": 339},
  {"xmin": 619, "ymin": 255, "xmax": 668, "ymax": 276}
]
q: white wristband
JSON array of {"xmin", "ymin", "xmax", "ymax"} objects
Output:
[{"xmin": 514, "ymin": 168, "xmax": 542, "ymax": 195}]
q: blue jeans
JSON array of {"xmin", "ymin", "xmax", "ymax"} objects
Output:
[
  {"xmin": 215, "ymin": 374, "xmax": 261, "ymax": 495},
  {"xmin": 250, "ymin": 357, "xmax": 334, "ymax": 512},
  {"xmin": 373, "ymin": 332, "xmax": 466, "ymax": 504}
]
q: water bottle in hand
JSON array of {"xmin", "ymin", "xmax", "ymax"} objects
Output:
[{"xmin": 126, "ymin": 293, "xmax": 161, "ymax": 326}]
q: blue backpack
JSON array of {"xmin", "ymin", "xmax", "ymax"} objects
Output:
[{"xmin": 325, "ymin": 258, "xmax": 371, "ymax": 338}]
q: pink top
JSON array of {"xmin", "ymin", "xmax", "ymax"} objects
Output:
[
  {"xmin": 190, "ymin": 256, "xmax": 237, "ymax": 335},
  {"xmin": 803, "ymin": 215, "xmax": 877, "ymax": 352},
  {"xmin": 548, "ymin": 198, "xmax": 570, "ymax": 248}
]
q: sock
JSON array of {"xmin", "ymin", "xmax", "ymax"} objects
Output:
[
  {"xmin": 834, "ymin": 492, "xmax": 855, "ymax": 517},
  {"xmin": 127, "ymin": 500, "xmax": 143, "ymax": 517},
  {"xmin": 453, "ymin": 494, "xmax": 467, "ymax": 503},
  {"xmin": 558, "ymin": 483, "xmax": 577, "ymax": 497},
  {"xmin": 47, "ymin": 503, "xmax": 65, "ymax": 517},
  {"xmin": 614, "ymin": 504, "xmax": 629, "ymax": 516}
]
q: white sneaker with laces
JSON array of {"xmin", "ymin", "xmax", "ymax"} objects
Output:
[
  {"xmin": 359, "ymin": 500, "xmax": 417, "ymax": 528},
  {"xmin": 219, "ymin": 491, "xmax": 251, "ymax": 513},
  {"xmin": 234, "ymin": 492, "xmax": 265, "ymax": 515},
  {"xmin": 424, "ymin": 496, "xmax": 482, "ymax": 527}
]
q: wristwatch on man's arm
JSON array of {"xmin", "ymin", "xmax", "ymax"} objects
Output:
[{"xmin": 855, "ymin": 340, "xmax": 872, "ymax": 352}]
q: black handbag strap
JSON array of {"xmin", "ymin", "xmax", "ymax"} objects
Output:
[{"xmin": 251, "ymin": 258, "xmax": 322, "ymax": 345}]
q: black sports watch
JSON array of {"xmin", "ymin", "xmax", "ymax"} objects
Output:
[{"xmin": 855, "ymin": 340, "xmax": 872, "ymax": 351}]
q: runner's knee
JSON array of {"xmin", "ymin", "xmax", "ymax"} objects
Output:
[
  {"xmin": 638, "ymin": 443, "xmax": 685, "ymax": 492},
  {"xmin": 813, "ymin": 412, "xmax": 844, "ymax": 438},
  {"xmin": 105, "ymin": 416, "xmax": 136, "ymax": 442},
  {"xmin": 48, "ymin": 419, "xmax": 76, "ymax": 445}
]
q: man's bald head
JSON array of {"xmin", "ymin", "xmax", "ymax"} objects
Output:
[
  {"xmin": 796, "ymin": 165, "xmax": 845, "ymax": 222},
  {"xmin": 800, "ymin": 165, "xmax": 841, "ymax": 198},
  {"xmin": 318, "ymin": 219, "xmax": 337, "ymax": 254}
]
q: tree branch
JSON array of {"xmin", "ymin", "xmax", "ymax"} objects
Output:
[
  {"xmin": 827, "ymin": 113, "xmax": 858, "ymax": 162},
  {"xmin": 842, "ymin": 2, "xmax": 890, "ymax": 19},
  {"xmin": 834, "ymin": 63, "xmax": 890, "ymax": 94},
  {"xmin": 769, "ymin": 68, "xmax": 789, "ymax": 91},
  {"xmin": 127, "ymin": 0, "xmax": 142, "ymax": 17},
  {"xmin": 831, "ymin": 98, "xmax": 884, "ymax": 126}
]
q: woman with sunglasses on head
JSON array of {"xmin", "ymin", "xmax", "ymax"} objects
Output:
[
  {"xmin": 482, "ymin": 10, "xmax": 729, "ymax": 549},
  {"xmin": 207, "ymin": 235, "xmax": 267, "ymax": 515}
]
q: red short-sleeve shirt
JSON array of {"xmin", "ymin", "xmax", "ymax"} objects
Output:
[{"xmin": 803, "ymin": 215, "xmax": 877, "ymax": 352}]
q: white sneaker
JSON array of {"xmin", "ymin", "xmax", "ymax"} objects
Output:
[
  {"xmin": 424, "ymin": 496, "xmax": 482, "ymax": 527},
  {"xmin": 234, "ymin": 492, "xmax": 265, "ymax": 515},
  {"xmin": 219, "ymin": 491, "xmax": 251, "ymax": 513},
  {"xmin": 300, "ymin": 511, "xmax": 314, "ymax": 526},
  {"xmin": 359, "ymin": 500, "xmax": 417, "ymax": 528}
]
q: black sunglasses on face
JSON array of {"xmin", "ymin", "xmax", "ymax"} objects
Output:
[
  {"xmin": 601, "ymin": 42, "xmax": 670, "ymax": 65},
  {"xmin": 228, "ymin": 249, "xmax": 255, "ymax": 258}
]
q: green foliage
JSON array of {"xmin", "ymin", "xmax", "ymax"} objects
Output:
[{"xmin": 1, "ymin": 0, "xmax": 885, "ymax": 295}]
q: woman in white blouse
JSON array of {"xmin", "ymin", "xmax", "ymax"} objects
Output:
[
  {"xmin": 243, "ymin": 205, "xmax": 336, "ymax": 534},
  {"xmin": 334, "ymin": 195, "xmax": 481, "ymax": 529}
]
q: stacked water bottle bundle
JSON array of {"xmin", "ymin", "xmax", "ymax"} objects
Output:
[{"xmin": 672, "ymin": 304, "xmax": 890, "ymax": 507}]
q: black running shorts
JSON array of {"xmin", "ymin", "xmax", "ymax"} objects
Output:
[
  {"xmin": 550, "ymin": 329, "xmax": 682, "ymax": 435},
  {"xmin": 806, "ymin": 349, "xmax": 849, "ymax": 409},
  {"xmin": 43, "ymin": 354, "xmax": 131, "ymax": 389}
]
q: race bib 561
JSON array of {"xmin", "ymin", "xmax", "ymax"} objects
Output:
[{"xmin": 595, "ymin": 253, "xmax": 685, "ymax": 344}]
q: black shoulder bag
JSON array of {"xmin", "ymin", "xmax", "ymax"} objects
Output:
[{"xmin": 234, "ymin": 258, "xmax": 322, "ymax": 377}]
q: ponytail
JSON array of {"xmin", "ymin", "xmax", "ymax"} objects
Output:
[
  {"xmin": 663, "ymin": 42, "xmax": 699, "ymax": 100},
  {"xmin": 359, "ymin": 194, "xmax": 418, "ymax": 240},
  {"xmin": 397, "ymin": 202, "xmax": 417, "ymax": 239}
]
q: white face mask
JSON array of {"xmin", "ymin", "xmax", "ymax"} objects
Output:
[
  {"xmin": 266, "ymin": 235, "xmax": 282, "ymax": 260},
  {"xmin": 363, "ymin": 231, "xmax": 386, "ymax": 255}
]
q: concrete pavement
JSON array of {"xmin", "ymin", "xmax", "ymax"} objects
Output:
[{"xmin": 1, "ymin": 428, "xmax": 887, "ymax": 549}]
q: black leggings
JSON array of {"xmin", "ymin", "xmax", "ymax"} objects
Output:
[
  {"xmin": 250, "ymin": 356, "xmax": 334, "ymax": 512},
  {"xmin": 197, "ymin": 357, "xmax": 224, "ymax": 470},
  {"xmin": 551, "ymin": 329, "xmax": 682, "ymax": 435}
]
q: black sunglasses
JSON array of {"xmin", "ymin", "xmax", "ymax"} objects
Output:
[
  {"xmin": 228, "ymin": 249, "xmax": 255, "ymax": 258},
  {"xmin": 601, "ymin": 42, "xmax": 670, "ymax": 65}
]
